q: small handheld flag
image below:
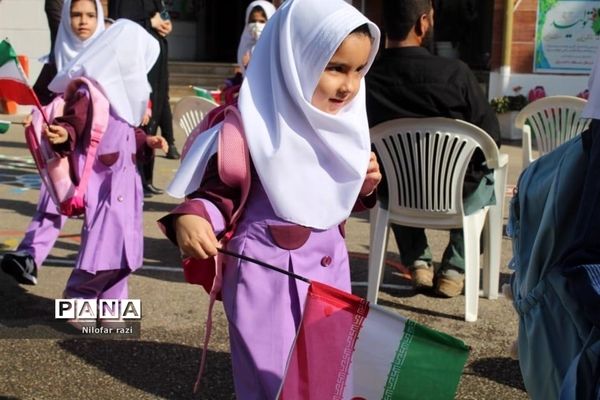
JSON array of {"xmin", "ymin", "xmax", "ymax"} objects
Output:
[
  {"xmin": 0, "ymin": 40, "xmax": 48, "ymax": 124},
  {"xmin": 212, "ymin": 249, "xmax": 470, "ymax": 399}
]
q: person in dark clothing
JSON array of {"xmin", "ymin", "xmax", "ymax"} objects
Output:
[
  {"xmin": 365, "ymin": 0, "xmax": 501, "ymax": 298},
  {"xmin": 32, "ymin": 0, "xmax": 63, "ymax": 105},
  {"xmin": 109, "ymin": 0, "xmax": 180, "ymax": 197}
]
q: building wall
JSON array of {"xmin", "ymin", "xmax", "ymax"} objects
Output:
[
  {"xmin": 491, "ymin": 0, "xmax": 537, "ymax": 73},
  {"xmin": 489, "ymin": 0, "xmax": 589, "ymax": 98},
  {"xmin": 0, "ymin": 0, "xmax": 50, "ymax": 88}
]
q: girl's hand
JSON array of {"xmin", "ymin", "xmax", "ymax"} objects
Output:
[
  {"xmin": 141, "ymin": 111, "xmax": 150, "ymax": 126},
  {"xmin": 146, "ymin": 135, "xmax": 168, "ymax": 152},
  {"xmin": 44, "ymin": 124, "xmax": 69, "ymax": 145},
  {"xmin": 360, "ymin": 151, "xmax": 382, "ymax": 196},
  {"xmin": 175, "ymin": 214, "xmax": 221, "ymax": 259},
  {"xmin": 23, "ymin": 114, "xmax": 33, "ymax": 128}
]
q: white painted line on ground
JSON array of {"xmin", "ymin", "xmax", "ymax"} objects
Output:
[{"xmin": 42, "ymin": 257, "xmax": 180, "ymax": 272}]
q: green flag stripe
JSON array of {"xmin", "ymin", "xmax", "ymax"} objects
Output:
[
  {"xmin": 0, "ymin": 40, "xmax": 17, "ymax": 67},
  {"xmin": 383, "ymin": 320, "xmax": 470, "ymax": 400}
]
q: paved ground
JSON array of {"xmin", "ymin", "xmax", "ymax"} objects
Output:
[{"xmin": 0, "ymin": 112, "xmax": 529, "ymax": 399}]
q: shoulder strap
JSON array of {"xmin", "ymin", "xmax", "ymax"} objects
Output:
[
  {"xmin": 218, "ymin": 105, "xmax": 251, "ymax": 233},
  {"xmin": 191, "ymin": 106, "xmax": 250, "ymax": 393},
  {"xmin": 64, "ymin": 77, "xmax": 110, "ymax": 199}
]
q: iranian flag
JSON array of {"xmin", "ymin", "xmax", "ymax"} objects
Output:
[
  {"xmin": 278, "ymin": 281, "xmax": 470, "ymax": 400},
  {"xmin": 0, "ymin": 40, "xmax": 40, "ymax": 107}
]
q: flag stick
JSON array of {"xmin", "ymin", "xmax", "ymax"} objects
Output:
[{"xmin": 217, "ymin": 248, "xmax": 311, "ymax": 284}]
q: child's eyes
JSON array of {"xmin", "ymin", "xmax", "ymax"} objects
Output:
[
  {"xmin": 71, "ymin": 12, "xmax": 97, "ymax": 18},
  {"xmin": 326, "ymin": 64, "xmax": 345, "ymax": 73},
  {"xmin": 326, "ymin": 64, "xmax": 367, "ymax": 74}
]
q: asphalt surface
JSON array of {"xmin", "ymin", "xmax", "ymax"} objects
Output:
[{"xmin": 0, "ymin": 112, "xmax": 528, "ymax": 399}]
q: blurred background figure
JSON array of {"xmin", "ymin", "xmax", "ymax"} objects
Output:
[
  {"xmin": 224, "ymin": 1, "xmax": 276, "ymax": 90},
  {"xmin": 109, "ymin": 0, "xmax": 180, "ymax": 198},
  {"xmin": 237, "ymin": 1, "xmax": 276, "ymax": 73},
  {"xmin": 32, "ymin": 0, "xmax": 63, "ymax": 105}
]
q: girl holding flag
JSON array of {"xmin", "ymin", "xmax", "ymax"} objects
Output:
[
  {"xmin": 159, "ymin": 0, "xmax": 381, "ymax": 397},
  {"xmin": 1, "ymin": 0, "xmax": 106, "ymax": 285},
  {"xmin": 42, "ymin": 20, "xmax": 166, "ymax": 303}
]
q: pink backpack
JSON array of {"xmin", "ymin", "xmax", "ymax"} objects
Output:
[
  {"xmin": 25, "ymin": 77, "xmax": 109, "ymax": 217},
  {"xmin": 179, "ymin": 102, "xmax": 251, "ymax": 393},
  {"xmin": 180, "ymin": 102, "xmax": 251, "ymax": 295}
]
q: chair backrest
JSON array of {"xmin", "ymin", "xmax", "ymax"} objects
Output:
[
  {"xmin": 371, "ymin": 117, "xmax": 500, "ymax": 228},
  {"xmin": 172, "ymin": 96, "xmax": 218, "ymax": 137},
  {"xmin": 515, "ymin": 96, "xmax": 590, "ymax": 158}
]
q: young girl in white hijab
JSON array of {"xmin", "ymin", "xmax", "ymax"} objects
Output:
[
  {"xmin": 236, "ymin": 0, "xmax": 276, "ymax": 72},
  {"xmin": 43, "ymin": 20, "xmax": 166, "ymax": 309},
  {"xmin": 1, "ymin": 0, "xmax": 106, "ymax": 286},
  {"xmin": 54, "ymin": 0, "xmax": 106, "ymax": 72},
  {"xmin": 160, "ymin": 0, "xmax": 381, "ymax": 397}
]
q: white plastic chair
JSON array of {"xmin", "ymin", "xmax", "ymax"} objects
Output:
[
  {"xmin": 515, "ymin": 96, "xmax": 589, "ymax": 169},
  {"xmin": 172, "ymin": 96, "xmax": 218, "ymax": 137},
  {"xmin": 368, "ymin": 117, "xmax": 509, "ymax": 322}
]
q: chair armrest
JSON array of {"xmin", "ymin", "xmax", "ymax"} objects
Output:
[{"xmin": 486, "ymin": 153, "xmax": 509, "ymax": 169}]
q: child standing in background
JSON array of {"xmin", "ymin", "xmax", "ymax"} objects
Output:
[
  {"xmin": 1, "ymin": 0, "xmax": 106, "ymax": 285},
  {"xmin": 237, "ymin": 0, "xmax": 276, "ymax": 72},
  {"xmin": 44, "ymin": 20, "xmax": 166, "ymax": 304},
  {"xmin": 159, "ymin": 0, "xmax": 381, "ymax": 397}
]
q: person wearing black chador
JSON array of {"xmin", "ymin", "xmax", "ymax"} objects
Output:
[{"xmin": 109, "ymin": 0, "xmax": 181, "ymax": 197}]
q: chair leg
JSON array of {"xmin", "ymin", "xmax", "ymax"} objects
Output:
[
  {"xmin": 367, "ymin": 205, "xmax": 390, "ymax": 304},
  {"xmin": 522, "ymin": 126, "xmax": 532, "ymax": 169},
  {"xmin": 483, "ymin": 164, "xmax": 507, "ymax": 300},
  {"xmin": 463, "ymin": 214, "xmax": 486, "ymax": 322}
]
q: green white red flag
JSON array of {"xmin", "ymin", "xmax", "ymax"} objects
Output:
[
  {"xmin": 278, "ymin": 281, "xmax": 470, "ymax": 400},
  {"xmin": 0, "ymin": 40, "xmax": 41, "ymax": 107}
]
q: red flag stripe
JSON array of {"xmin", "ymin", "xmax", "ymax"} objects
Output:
[
  {"xmin": 0, "ymin": 78, "xmax": 39, "ymax": 106},
  {"xmin": 279, "ymin": 282, "xmax": 370, "ymax": 399}
]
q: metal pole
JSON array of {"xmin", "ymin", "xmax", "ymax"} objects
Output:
[{"xmin": 499, "ymin": 0, "xmax": 514, "ymax": 96}]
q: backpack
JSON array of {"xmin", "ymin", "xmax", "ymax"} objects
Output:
[
  {"xmin": 177, "ymin": 96, "xmax": 251, "ymax": 393},
  {"xmin": 179, "ymin": 89, "xmax": 250, "ymax": 294},
  {"xmin": 25, "ymin": 77, "xmax": 109, "ymax": 217},
  {"xmin": 507, "ymin": 134, "xmax": 597, "ymax": 399}
]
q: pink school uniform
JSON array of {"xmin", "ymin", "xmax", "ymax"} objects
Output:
[
  {"xmin": 47, "ymin": 19, "xmax": 159, "ymax": 299},
  {"xmin": 159, "ymin": 0, "xmax": 381, "ymax": 398}
]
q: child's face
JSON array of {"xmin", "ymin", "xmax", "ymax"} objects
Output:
[
  {"xmin": 249, "ymin": 10, "xmax": 267, "ymax": 24},
  {"xmin": 70, "ymin": 0, "xmax": 98, "ymax": 41},
  {"xmin": 311, "ymin": 33, "xmax": 372, "ymax": 115}
]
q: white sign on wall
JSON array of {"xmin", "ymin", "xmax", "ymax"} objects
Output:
[
  {"xmin": 535, "ymin": 0, "xmax": 600, "ymax": 73},
  {"xmin": 533, "ymin": 0, "xmax": 600, "ymax": 74}
]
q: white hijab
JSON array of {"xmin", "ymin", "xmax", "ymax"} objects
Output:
[
  {"xmin": 239, "ymin": 0, "xmax": 380, "ymax": 229},
  {"xmin": 54, "ymin": 0, "xmax": 106, "ymax": 72},
  {"xmin": 49, "ymin": 19, "xmax": 159, "ymax": 127},
  {"xmin": 236, "ymin": 1, "xmax": 276, "ymax": 72}
]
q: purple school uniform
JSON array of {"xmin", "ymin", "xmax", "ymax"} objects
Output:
[
  {"xmin": 73, "ymin": 111, "xmax": 144, "ymax": 273},
  {"xmin": 17, "ymin": 185, "xmax": 67, "ymax": 266},
  {"xmin": 54, "ymin": 87, "xmax": 145, "ymax": 297},
  {"xmin": 160, "ymin": 160, "xmax": 374, "ymax": 399},
  {"xmin": 223, "ymin": 178, "xmax": 352, "ymax": 399}
]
